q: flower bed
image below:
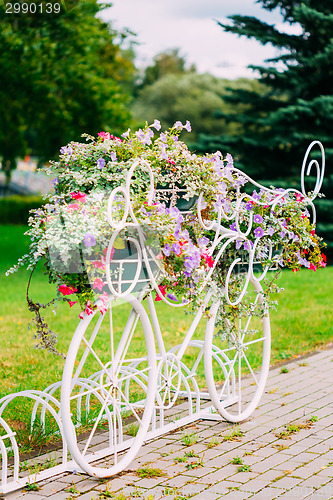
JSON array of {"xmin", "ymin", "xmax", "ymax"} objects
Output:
[{"xmin": 6, "ymin": 120, "xmax": 326, "ymax": 354}]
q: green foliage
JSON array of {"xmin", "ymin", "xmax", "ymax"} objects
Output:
[
  {"xmin": 0, "ymin": 195, "xmax": 45, "ymax": 224},
  {"xmin": 138, "ymin": 48, "xmax": 195, "ymax": 90},
  {"xmin": 0, "ymin": 0, "xmax": 134, "ymax": 181},
  {"xmin": 181, "ymin": 431, "xmax": 198, "ymax": 446},
  {"xmin": 136, "ymin": 466, "xmax": 165, "ymax": 478},
  {"xmin": 24, "ymin": 483, "xmax": 40, "ymax": 491},
  {"xmin": 197, "ymin": 0, "xmax": 333, "ymax": 258},
  {"xmin": 133, "ymin": 73, "xmax": 262, "ymax": 143}
]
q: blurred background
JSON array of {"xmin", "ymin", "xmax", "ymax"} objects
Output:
[{"xmin": 0, "ymin": 0, "xmax": 332, "ymax": 259}]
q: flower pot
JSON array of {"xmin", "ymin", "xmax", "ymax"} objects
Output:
[
  {"xmin": 156, "ymin": 182, "xmax": 197, "ymax": 213},
  {"xmin": 109, "ymin": 239, "xmax": 160, "ymax": 295}
]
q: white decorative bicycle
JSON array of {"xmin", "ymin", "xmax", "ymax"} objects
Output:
[{"xmin": 0, "ymin": 141, "xmax": 325, "ymax": 492}]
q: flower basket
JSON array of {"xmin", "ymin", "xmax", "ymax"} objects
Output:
[{"xmin": 7, "ymin": 120, "xmax": 326, "ymax": 354}]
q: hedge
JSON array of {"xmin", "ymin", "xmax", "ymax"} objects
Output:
[{"xmin": 0, "ymin": 195, "xmax": 46, "ymax": 224}]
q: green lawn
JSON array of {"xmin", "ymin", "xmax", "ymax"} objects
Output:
[{"xmin": 0, "ymin": 225, "xmax": 332, "ymax": 437}]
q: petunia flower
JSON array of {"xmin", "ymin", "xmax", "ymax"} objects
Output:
[
  {"xmin": 71, "ymin": 191, "xmax": 86, "ymax": 202},
  {"xmin": 97, "ymin": 158, "xmax": 105, "ymax": 169},
  {"xmin": 59, "ymin": 284, "xmax": 78, "ymax": 296},
  {"xmin": 121, "ymin": 128, "xmax": 131, "ymax": 138},
  {"xmin": 84, "ymin": 233, "xmax": 96, "ymax": 247},
  {"xmin": 155, "ymin": 285, "xmax": 167, "ymax": 301},
  {"xmin": 254, "ymin": 227, "xmax": 264, "ymax": 238},
  {"xmin": 172, "ymin": 243, "xmax": 181, "ymax": 255},
  {"xmin": 184, "ymin": 120, "xmax": 191, "ymax": 132},
  {"xmin": 152, "ymin": 119, "xmax": 161, "ymax": 130},
  {"xmin": 93, "ymin": 278, "xmax": 105, "ymax": 291},
  {"xmin": 198, "ymin": 236, "xmax": 209, "ymax": 247},
  {"xmin": 110, "ymin": 152, "xmax": 117, "ymax": 162},
  {"xmin": 167, "ymin": 293, "xmax": 178, "ymax": 302},
  {"xmin": 162, "ymin": 243, "xmax": 171, "ymax": 256},
  {"xmin": 253, "ymin": 214, "xmax": 263, "ymax": 224}
]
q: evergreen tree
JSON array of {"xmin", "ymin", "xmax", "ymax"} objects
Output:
[{"xmin": 196, "ymin": 0, "xmax": 333, "ymax": 256}]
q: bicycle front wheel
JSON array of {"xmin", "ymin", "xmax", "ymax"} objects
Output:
[
  {"xmin": 204, "ymin": 279, "xmax": 271, "ymax": 422},
  {"xmin": 61, "ymin": 295, "xmax": 157, "ymax": 477}
]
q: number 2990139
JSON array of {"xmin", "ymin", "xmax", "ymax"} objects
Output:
[{"xmin": 5, "ymin": 2, "xmax": 61, "ymax": 14}]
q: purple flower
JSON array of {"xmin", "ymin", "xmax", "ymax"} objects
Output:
[
  {"xmin": 236, "ymin": 239, "xmax": 243, "ymax": 250},
  {"xmin": 51, "ymin": 177, "xmax": 59, "ymax": 187},
  {"xmin": 97, "ymin": 158, "xmax": 105, "ymax": 169},
  {"xmin": 167, "ymin": 293, "xmax": 178, "ymax": 302},
  {"xmin": 236, "ymin": 175, "xmax": 247, "ymax": 187},
  {"xmin": 174, "ymin": 121, "xmax": 183, "ymax": 129},
  {"xmin": 84, "ymin": 233, "xmax": 96, "ymax": 247},
  {"xmin": 229, "ymin": 223, "xmax": 237, "ymax": 231},
  {"xmin": 60, "ymin": 146, "xmax": 72, "ymax": 156},
  {"xmin": 160, "ymin": 145, "xmax": 168, "ymax": 160},
  {"xmin": 160, "ymin": 132, "xmax": 167, "ymax": 143},
  {"xmin": 225, "ymin": 153, "xmax": 233, "ymax": 165},
  {"xmin": 172, "ymin": 243, "xmax": 181, "ymax": 255},
  {"xmin": 184, "ymin": 120, "xmax": 191, "ymax": 132},
  {"xmin": 254, "ymin": 227, "xmax": 264, "ymax": 238},
  {"xmin": 182, "ymin": 298, "xmax": 189, "ymax": 305},
  {"xmin": 135, "ymin": 129, "xmax": 145, "ymax": 141},
  {"xmin": 198, "ymin": 236, "xmax": 209, "ymax": 247},
  {"xmin": 245, "ymin": 202, "xmax": 253, "ymax": 211},
  {"xmin": 174, "ymin": 224, "xmax": 181, "ymax": 239},
  {"xmin": 280, "ymin": 231, "xmax": 286, "ymax": 239},
  {"xmin": 121, "ymin": 128, "xmax": 131, "ymax": 138},
  {"xmin": 163, "ymin": 243, "xmax": 171, "ymax": 256},
  {"xmin": 252, "ymin": 190, "xmax": 261, "ymax": 201},
  {"xmin": 267, "ymin": 226, "xmax": 274, "ymax": 236},
  {"xmin": 244, "ymin": 240, "xmax": 253, "ymax": 252},
  {"xmin": 253, "ymin": 214, "xmax": 263, "ymax": 224},
  {"xmin": 152, "ymin": 119, "xmax": 161, "ymax": 130},
  {"xmin": 110, "ymin": 152, "xmax": 117, "ymax": 162}
]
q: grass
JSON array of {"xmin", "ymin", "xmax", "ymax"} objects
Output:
[
  {"xmin": 275, "ymin": 417, "xmax": 318, "ymax": 439},
  {"xmin": 181, "ymin": 431, "xmax": 198, "ymax": 446},
  {"xmin": 136, "ymin": 466, "xmax": 165, "ymax": 478},
  {"xmin": 222, "ymin": 426, "xmax": 244, "ymax": 442},
  {"xmin": 0, "ymin": 225, "xmax": 332, "ymax": 449}
]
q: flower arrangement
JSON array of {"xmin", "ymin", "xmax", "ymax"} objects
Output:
[{"xmin": 7, "ymin": 120, "xmax": 326, "ymax": 355}]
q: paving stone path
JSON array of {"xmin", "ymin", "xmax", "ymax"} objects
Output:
[{"xmin": 2, "ymin": 347, "xmax": 333, "ymax": 500}]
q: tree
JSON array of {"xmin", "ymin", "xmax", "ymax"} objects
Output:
[
  {"xmin": 137, "ymin": 48, "xmax": 196, "ymax": 90},
  {"xmin": 0, "ymin": 0, "xmax": 135, "ymax": 183},
  {"xmin": 133, "ymin": 71, "xmax": 262, "ymax": 143},
  {"xmin": 197, "ymin": 0, "xmax": 333, "ymax": 255}
]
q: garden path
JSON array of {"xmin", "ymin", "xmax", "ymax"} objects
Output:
[{"xmin": 2, "ymin": 346, "xmax": 333, "ymax": 500}]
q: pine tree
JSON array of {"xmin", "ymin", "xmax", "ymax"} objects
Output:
[{"xmin": 196, "ymin": 0, "xmax": 333, "ymax": 256}]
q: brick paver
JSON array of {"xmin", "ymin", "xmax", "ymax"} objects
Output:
[{"xmin": 1, "ymin": 346, "xmax": 333, "ymax": 500}]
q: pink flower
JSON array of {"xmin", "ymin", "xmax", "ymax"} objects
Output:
[
  {"xmin": 67, "ymin": 203, "xmax": 80, "ymax": 211},
  {"xmin": 71, "ymin": 191, "xmax": 86, "ymax": 202},
  {"xmin": 92, "ymin": 260, "xmax": 106, "ymax": 270},
  {"xmin": 98, "ymin": 131, "xmax": 111, "ymax": 141},
  {"xmin": 59, "ymin": 285, "xmax": 78, "ymax": 296},
  {"xmin": 155, "ymin": 285, "xmax": 167, "ymax": 301},
  {"xmin": 93, "ymin": 278, "xmax": 105, "ymax": 291},
  {"xmin": 309, "ymin": 263, "xmax": 317, "ymax": 271},
  {"xmin": 79, "ymin": 300, "xmax": 94, "ymax": 319},
  {"xmin": 311, "ymin": 230, "xmax": 315, "ymax": 236},
  {"xmin": 68, "ymin": 301, "xmax": 77, "ymax": 307},
  {"xmin": 96, "ymin": 292, "xmax": 109, "ymax": 314},
  {"xmin": 203, "ymin": 253, "xmax": 214, "ymax": 268},
  {"xmin": 296, "ymin": 193, "xmax": 304, "ymax": 202}
]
